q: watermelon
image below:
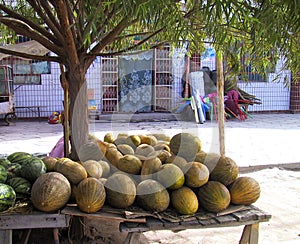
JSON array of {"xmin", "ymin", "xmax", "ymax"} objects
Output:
[
  {"xmin": 20, "ymin": 157, "xmax": 47, "ymax": 182},
  {"xmin": 7, "ymin": 177, "xmax": 32, "ymax": 195},
  {"xmin": 0, "ymin": 165, "xmax": 8, "ymax": 183},
  {"xmin": 0, "ymin": 183, "xmax": 16, "ymax": 212},
  {"xmin": 7, "ymin": 152, "xmax": 32, "ymax": 165},
  {"xmin": 0, "ymin": 158, "xmax": 11, "ymax": 169},
  {"xmin": 7, "ymin": 163, "xmax": 22, "ymax": 180}
]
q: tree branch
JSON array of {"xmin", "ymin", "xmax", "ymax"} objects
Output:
[
  {"xmin": 65, "ymin": 0, "xmax": 80, "ymax": 49},
  {"xmin": 89, "ymin": 27, "xmax": 165, "ymax": 58},
  {"xmin": 90, "ymin": 17, "xmax": 138, "ymax": 56},
  {"xmin": 53, "ymin": 0, "xmax": 79, "ymax": 67},
  {"xmin": 0, "ymin": 3, "xmax": 60, "ymax": 46},
  {"xmin": 0, "ymin": 46, "xmax": 61, "ymax": 63},
  {"xmin": 29, "ymin": 0, "xmax": 65, "ymax": 44},
  {"xmin": 0, "ymin": 17, "xmax": 65, "ymax": 56}
]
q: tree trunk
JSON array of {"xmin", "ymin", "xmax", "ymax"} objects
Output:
[{"xmin": 67, "ymin": 67, "xmax": 89, "ymax": 161}]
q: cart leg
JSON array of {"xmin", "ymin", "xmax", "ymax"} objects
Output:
[
  {"xmin": 239, "ymin": 223, "xmax": 259, "ymax": 244},
  {"xmin": 4, "ymin": 112, "xmax": 17, "ymax": 125},
  {"xmin": 123, "ymin": 232, "xmax": 142, "ymax": 244},
  {"xmin": 0, "ymin": 229, "xmax": 13, "ymax": 244},
  {"xmin": 53, "ymin": 228, "xmax": 60, "ymax": 244}
]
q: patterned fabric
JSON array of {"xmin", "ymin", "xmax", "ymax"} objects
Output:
[{"xmin": 119, "ymin": 51, "xmax": 153, "ymax": 112}]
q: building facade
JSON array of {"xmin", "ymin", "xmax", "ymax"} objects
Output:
[{"xmin": 0, "ymin": 46, "xmax": 296, "ymax": 120}]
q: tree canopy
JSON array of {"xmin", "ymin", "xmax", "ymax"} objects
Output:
[{"xmin": 1, "ymin": 1, "xmax": 299, "ymax": 77}]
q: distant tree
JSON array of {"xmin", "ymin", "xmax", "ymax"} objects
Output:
[{"xmin": 0, "ymin": 0, "xmax": 299, "ymax": 159}]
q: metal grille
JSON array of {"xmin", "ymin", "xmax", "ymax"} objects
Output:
[
  {"xmin": 190, "ymin": 53, "xmax": 202, "ymax": 72},
  {"xmin": 101, "ymin": 56, "xmax": 118, "ymax": 113},
  {"xmin": 154, "ymin": 47, "xmax": 173, "ymax": 111},
  {"xmin": 238, "ymin": 72, "xmax": 290, "ymax": 112}
]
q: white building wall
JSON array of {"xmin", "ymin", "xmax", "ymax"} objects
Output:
[
  {"xmin": 238, "ymin": 79, "xmax": 290, "ymax": 112},
  {"xmin": 14, "ymin": 61, "xmax": 64, "ymax": 118},
  {"xmin": 86, "ymin": 57, "xmax": 102, "ymax": 111},
  {"xmin": 238, "ymin": 61, "xmax": 291, "ymax": 112}
]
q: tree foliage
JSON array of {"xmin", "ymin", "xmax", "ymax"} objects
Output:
[
  {"xmin": 187, "ymin": 0, "xmax": 300, "ymax": 81},
  {"xmin": 0, "ymin": 0, "xmax": 299, "ymax": 77}
]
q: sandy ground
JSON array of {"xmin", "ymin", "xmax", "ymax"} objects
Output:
[{"xmin": 143, "ymin": 167, "xmax": 300, "ymax": 244}]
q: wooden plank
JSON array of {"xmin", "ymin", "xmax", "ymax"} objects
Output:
[
  {"xmin": 215, "ymin": 214, "xmax": 237, "ymax": 224},
  {"xmin": 198, "ymin": 218, "xmax": 219, "ymax": 226},
  {"xmin": 120, "ymin": 222, "xmax": 140, "ymax": 230},
  {"xmin": 249, "ymin": 208, "xmax": 272, "ymax": 221},
  {"xmin": 232, "ymin": 210, "xmax": 258, "ymax": 222},
  {"xmin": 0, "ymin": 214, "xmax": 70, "ymax": 230},
  {"xmin": 146, "ymin": 217, "xmax": 164, "ymax": 230},
  {"xmin": 163, "ymin": 220, "xmax": 181, "ymax": 230},
  {"xmin": 217, "ymin": 205, "xmax": 250, "ymax": 216},
  {"xmin": 61, "ymin": 206, "xmax": 146, "ymax": 223},
  {"xmin": 178, "ymin": 219, "xmax": 200, "ymax": 228},
  {"xmin": 121, "ymin": 215, "xmax": 268, "ymax": 233},
  {"xmin": 119, "ymin": 222, "xmax": 149, "ymax": 233},
  {"xmin": 233, "ymin": 207, "xmax": 271, "ymax": 223}
]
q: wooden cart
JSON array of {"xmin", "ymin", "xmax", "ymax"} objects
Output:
[
  {"xmin": 0, "ymin": 65, "xmax": 16, "ymax": 125},
  {"xmin": 62, "ymin": 204, "xmax": 271, "ymax": 244},
  {"xmin": 0, "ymin": 212, "xmax": 70, "ymax": 244}
]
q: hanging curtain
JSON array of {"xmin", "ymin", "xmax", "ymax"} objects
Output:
[{"xmin": 119, "ymin": 50, "xmax": 153, "ymax": 112}]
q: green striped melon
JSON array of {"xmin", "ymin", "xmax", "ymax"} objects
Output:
[
  {"xmin": 0, "ymin": 165, "xmax": 8, "ymax": 183},
  {"xmin": 209, "ymin": 156, "xmax": 239, "ymax": 186},
  {"xmin": 76, "ymin": 177, "xmax": 106, "ymax": 213},
  {"xmin": 20, "ymin": 157, "xmax": 47, "ymax": 182},
  {"xmin": 171, "ymin": 186, "xmax": 199, "ymax": 215},
  {"xmin": 169, "ymin": 133, "xmax": 201, "ymax": 162},
  {"xmin": 7, "ymin": 152, "xmax": 32, "ymax": 165},
  {"xmin": 157, "ymin": 164, "xmax": 185, "ymax": 190},
  {"xmin": 105, "ymin": 173, "xmax": 136, "ymax": 208},
  {"xmin": 197, "ymin": 181, "xmax": 231, "ymax": 213},
  {"xmin": 0, "ymin": 183, "xmax": 16, "ymax": 212},
  {"xmin": 6, "ymin": 163, "xmax": 22, "ymax": 180},
  {"xmin": 7, "ymin": 177, "xmax": 31, "ymax": 195},
  {"xmin": 0, "ymin": 158, "xmax": 12, "ymax": 169},
  {"xmin": 136, "ymin": 179, "xmax": 170, "ymax": 212}
]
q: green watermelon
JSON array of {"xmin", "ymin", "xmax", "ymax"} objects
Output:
[
  {"xmin": 0, "ymin": 183, "xmax": 16, "ymax": 212},
  {"xmin": 7, "ymin": 177, "xmax": 32, "ymax": 195},
  {"xmin": 0, "ymin": 158, "xmax": 11, "ymax": 169},
  {"xmin": 7, "ymin": 163, "xmax": 22, "ymax": 180},
  {"xmin": 20, "ymin": 157, "xmax": 47, "ymax": 182},
  {"xmin": 7, "ymin": 152, "xmax": 32, "ymax": 165},
  {"xmin": 0, "ymin": 165, "xmax": 8, "ymax": 183}
]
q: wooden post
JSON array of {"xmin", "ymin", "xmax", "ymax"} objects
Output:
[
  {"xmin": 239, "ymin": 223, "xmax": 259, "ymax": 244},
  {"xmin": 0, "ymin": 230, "xmax": 12, "ymax": 244},
  {"xmin": 184, "ymin": 55, "xmax": 191, "ymax": 98},
  {"xmin": 216, "ymin": 51, "xmax": 226, "ymax": 156},
  {"xmin": 60, "ymin": 64, "xmax": 70, "ymax": 158}
]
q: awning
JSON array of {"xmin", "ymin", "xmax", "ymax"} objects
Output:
[{"xmin": 0, "ymin": 40, "xmax": 49, "ymax": 60}]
